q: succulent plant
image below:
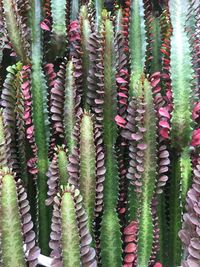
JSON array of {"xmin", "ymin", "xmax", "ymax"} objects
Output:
[
  {"xmin": 0, "ymin": 167, "xmax": 39, "ymax": 267},
  {"xmin": 0, "ymin": 0, "xmax": 200, "ymax": 267}
]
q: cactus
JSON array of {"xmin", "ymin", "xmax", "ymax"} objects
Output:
[
  {"xmin": 0, "ymin": 0, "xmax": 200, "ymax": 267},
  {"xmin": 0, "ymin": 168, "xmax": 39, "ymax": 267},
  {"xmin": 49, "ymin": 184, "xmax": 96, "ymax": 266}
]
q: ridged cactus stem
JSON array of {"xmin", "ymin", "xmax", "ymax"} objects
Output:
[
  {"xmin": 1, "ymin": 63, "xmax": 29, "ymax": 179},
  {"xmin": 0, "ymin": 111, "xmax": 9, "ymax": 168},
  {"xmin": 50, "ymin": 0, "xmax": 67, "ymax": 58},
  {"xmin": 101, "ymin": 15, "xmax": 119, "ymax": 209},
  {"xmin": 168, "ymin": 154, "xmax": 182, "ymax": 266},
  {"xmin": 46, "ymin": 146, "xmax": 69, "ymax": 206},
  {"xmin": 61, "ymin": 191, "xmax": 81, "ymax": 266},
  {"xmin": 168, "ymin": 0, "xmax": 193, "ymax": 265},
  {"xmin": 94, "ymin": 0, "xmax": 104, "ymax": 27},
  {"xmin": 157, "ymin": 194, "xmax": 167, "ymax": 265},
  {"xmin": 145, "ymin": 14, "xmax": 161, "ymax": 74},
  {"xmin": 50, "ymin": 185, "xmax": 96, "ymax": 266},
  {"xmin": 57, "ymin": 147, "xmax": 69, "ymax": 186},
  {"xmin": 129, "ymin": 0, "xmax": 146, "ymax": 96},
  {"xmin": 168, "ymin": 148, "xmax": 192, "ymax": 266},
  {"xmin": 68, "ymin": 111, "xmax": 105, "ymax": 244},
  {"xmin": 179, "ymin": 157, "xmax": 200, "ymax": 267},
  {"xmin": 30, "ymin": 0, "xmax": 50, "ymax": 254},
  {"xmin": 0, "ymin": 172, "xmax": 26, "ymax": 267},
  {"xmin": 180, "ymin": 147, "xmax": 192, "ymax": 208},
  {"xmin": 80, "ymin": 6, "xmax": 91, "ymax": 109},
  {"xmin": 70, "ymin": 0, "xmax": 80, "ymax": 21},
  {"xmin": 169, "ymin": 0, "xmax": 193, "ymax": 149},
  {"xmin": 2, "ymin": 0, "xmax": 29, "ymax": 63},
  {"xmin": 100, "ymin": 13, "xmax": 122, "ymax": 267},
  {"xmin": 79, "ymin": 112, "xmax": 96, "ymax": 235},
  {"xmin": 63, "ymin": 60, "xmax": 80, "ymax": 154},
  {"xmin": 122, "ymin": 76, "xmax": 157, "ymax": 266},
  {"xmin": 137, "ymin": 78, "xmax": 157, "ymax": 267}
]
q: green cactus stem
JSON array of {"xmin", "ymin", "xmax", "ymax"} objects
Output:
[
  {"xmin": 94, "ymin": 0, "xmax": 104, "ymax": 27},
  {"xmin": 50, "ymin": 59, "xmax": 81, "ymax": 154},
  {"xmin": 50, "ymin": 184, "xmax": 96, "ymax": 266},
  {"xmin": 121, "ymin": 75, "xmax": 157, "ymax": 266},
  {"xmin": 50, "ymin": 0, "xmax": 67, "ymax": 59},
  {"xmin": 0, "ymin": 169, "xmax": 39, "ymax": 267},
  {"xmin": 168, "ymin": 148, "xmax": 192, "ymax": 267},
  {"xmin": 167, "ymin": 1, "xmax": 194, "ymax": 265},
  {"xmin": 137, "ymin": 78, "xmax": 157, "ymax": 267},
  {"xmin": 169, "ymin": 0, "xmax": 193, "ymax": 150},
  {"xmin": 168, "ymin": 154, "xmax": 182, "ymax": 266},
  {"xmin": 0, "ymin": 110, "xmax": 10, "ymax": 168},
  {"xmin": 1, "ymin": 63, "xmax": 31, "ymax": 187},
  {"xmin": 1, "ymin": 0, "xmax": 29, "ymax": 63},
  {"xmin": 79, "ymin": 112, "xmax": 96, "ymax": 233},
  {"xmin": 0, "ymin": 171, "xmax": 27, "ymax": 267},
  {"xmin": 29, "ymin": 0, "xmax": 50, "ymax": 254},
  {"xmin": 179, "ymin": 157, "xmax": 200, "ymax": 267},
  {"xmin": 46, "ymin": 146, "xmax": 69, "ymax": 206},
  {"xmin": 63, "ymin": 60, "xmax": 81, "ymax": 154},
  {"xmin": 180, "ymin": 147, "xmax": 192, "ymax": 208},
  {"xmin": 57, "ymin": 146, "xmax": 69, "ymax": 186},
  {"xmin": 68, "ymin": 111, "xmax": 105, "ymax": 244},
  {"xmin": 129, "ymin": 0, "xmax": 146, "ymax": 96},
  {"xmin": 100, "ymin": 12, "xmax": 122, "ymax": 267},
  {"xmin": 70, "ymin": 0, "xmax": 80, "ymax": 21},
  {"xmin": 79, "ymin": 6, "xmax": 92, "ymax": 109},
  {"xmin": 61, "ymin": 190, "xmax": 81, "ymax": 266},
  {"xmin": 145, "ymin": 14, "xmax": 161, "ymax": 74}
]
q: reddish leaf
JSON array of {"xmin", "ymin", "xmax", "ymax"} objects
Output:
[
  {"xmin": 115, "ymin": 115, "xmax": 126, "ymax": 126},
  {"xmin": 192, "ymin": 102, "xmax": 200, "ymax": 120},
  {"xmin": 191, "ymin": 129, "xmax": 200, "ymax": 146},
  {"xmin": 159, "ymin": 120, "xmax": 170, "ymax": 129},
  {"xmin": 159, "ymin": 128, "xmax": 169, "ymax": 139},
  {"xmin": 151, "ymin": 77, "xmax": 160, "ymax": 88},
  {"xmin": 40, "ymin": 21, "xmax": 50, "ymax": 31},
  {"xmin": 158, "ymin": 107, "xmax": 170, "ymax": 119},
  {"xmin": 116, "ymin": 77, "xmax": 128, "ymax": 84},
  {"xmin": 118, "ymin": 92, "xmax": 128, "ymax": 98}
]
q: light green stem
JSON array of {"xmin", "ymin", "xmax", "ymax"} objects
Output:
[{"xmin": 1, "ymin": 173, "xmax": 26, "ymax": 267}]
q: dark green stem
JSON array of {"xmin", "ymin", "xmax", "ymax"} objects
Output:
[{"xmin": 30, "ymin": 0, "xmax": 50, "ymax": 255}]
